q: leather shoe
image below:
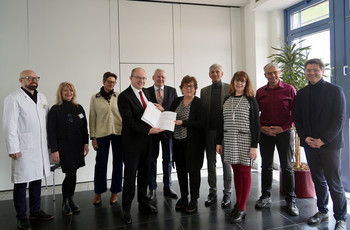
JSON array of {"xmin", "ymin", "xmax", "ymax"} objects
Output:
[
  {"xmin": 230, "ymin": 209, "xmax": 247, "ymax": 223},
  {"xmin": 307, "ymin": 211, "xmax": 329, "ymax": 225},
  {"xmin": 286, "ymin": 201, "xmax": 299, "ymax": 216},
  {"xmin": 163, "ymin": 188, "xmax": 178, "ymax": 199},
  {"xmin": 175, "ymin": 197, "xmax": 188, "ymax": 211},
  {"xmin": 93, "ymin": 193, "xmax": 101, "ymax": 206},
  {"xmin": 123, "ymin": 211, "xmax": 132, "ymax": 225},
  {"xmin": 139, "ymin": 204, "xmax": 158, "ymax": 214},
  {"xmin": 148, "ymin": 190, "xmax": 156, "ymax": 200},
  {"xmin": 204, "ymin": 193, "xmax": 217, "ymax": 207},
  {"xmin": 17, "ymin": 218, "xmax": 31, "ymax": 230},
  {"xmin": 29, "ymin": 210, "xmax": 54, "ymax": 220},
  {"xmin": 185, "ymin": 200, "xmax": 198, "ymax": 213},
  {"xmin": 335, "ymin": 220, "xmax": 347, "ymax": 230},
  {"xmin": 110, "ymin": 193, "xmax": 118, "ymax": 205},
  {"xmin": 255, "ymin": 196, "xmax": 271, "ymax": 209},
  {"xmin": 221, "ymin": 194, "xmax": 231, "ymax": 208}
]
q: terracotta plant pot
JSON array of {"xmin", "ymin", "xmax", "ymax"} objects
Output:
[{"xmin": 280, "ymin": 168, "xmax": 316, "ymax": 198}]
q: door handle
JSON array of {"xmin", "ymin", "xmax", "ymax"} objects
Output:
[{"xmin": 344, "ymin": 65, "xmax": 348, "ymax": 76}]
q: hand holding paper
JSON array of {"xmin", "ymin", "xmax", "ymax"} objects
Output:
[{"xmin": 141, "ymin": 102, "xmax": 177, "ymax": 132}]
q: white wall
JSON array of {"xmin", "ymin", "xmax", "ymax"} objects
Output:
[
  {"xmin": 0, "ymin": 0, "xmax": 244, "ymax": 191},
  {"xmin": 243, "ymin": 2, "xmax": 285, "ymax": 169}
]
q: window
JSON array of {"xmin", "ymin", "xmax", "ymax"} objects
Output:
[
  {"xmin": 290, "ymin": 0, "xmax": 329, "ymax": 30},
  {"xmin": 285, "ymin": 0, "xmax": 350, "ymax": 192}
]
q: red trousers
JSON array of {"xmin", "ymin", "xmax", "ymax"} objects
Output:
[{"xmin": 231, "ymin": 164, "xmax": 252, "ymax": 211}]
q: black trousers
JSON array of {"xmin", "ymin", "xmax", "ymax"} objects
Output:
[
  {"xmin": 122, "ymin": 145, "xmax": 151, "ymax": 211},
  {"xmin": 305, "ymin": 147, "xmax": 347, "ymax": 221},
  {"xmin": 259, "ymin": 130, "xmax": 296, "ymax": 202},
  {"xmin": 173, "ymin": 138, "xmax": 201, "ymax": 201}
]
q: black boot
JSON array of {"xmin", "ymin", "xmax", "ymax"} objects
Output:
[
  {"xmin": 230, "ymin": 209, "xmax": 247, "ymax": 223},
  {"xmin": 68, "ymin": 197, "xmax": 80, "ymax": 213},
  {"xmin": 62, "ymin": 198, "xmax": 73, "ymax": 216}
]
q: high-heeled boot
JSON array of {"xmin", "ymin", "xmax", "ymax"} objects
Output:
[
  {"xmin": 62, "ymin": 198, "xmax": 73, "ymax": 216},
  {"xmin": 230, "ymin": 209, "xmax": 247, "ymax": 223},
  {"xmin": 68, "ymin": 196, "xmax": 80, "ymax": 213}
]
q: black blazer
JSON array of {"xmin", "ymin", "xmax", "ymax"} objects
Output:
[
  {"xmin": 294, "ymin": 80, "xmax": 346, "ymax": 149},
  {"xmin": 118, "ymin": 86, "xmax": 152, "ymax": 153},
  {"xmin": 170, "ymin": 96, "xmax": 206, "ymax": 171}
]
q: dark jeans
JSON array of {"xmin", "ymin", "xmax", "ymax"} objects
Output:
[
  {"xmin": 13, "ymin": 179, "xmax": 41, "ymax": 220},
  {"xmin": 149, "ymin": 133, "xmax": 173, "ymax": 190},
  {"xmin": 305, "ymin": 147, "xmax": 347, "ymax": 221},
  {"xmin": 94, "ymin": 134, "xmax": 123, "ymax": 194},
  {"xmin": 122, "ymin": 145, "xmax": 151, "ymax": 211},
  {"xmin": 259, "ymin": 130, "xmax": 296, "ymax": 202},
  {"xmin": 173, "ymin": 138, "xmax": 201, "ymax": 201},
  {"xmin": 62, "ymin": 168, "xmax": 77, "ymax": 199}
]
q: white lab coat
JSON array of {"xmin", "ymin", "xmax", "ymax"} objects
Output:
[{"xmin": 3, "ymin": 89, "xmax": 51, "ymax": 183}]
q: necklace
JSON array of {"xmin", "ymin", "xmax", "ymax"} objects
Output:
[{"xmin": 232, "ymin": 96, "xmax": 243, "ymax": 121}]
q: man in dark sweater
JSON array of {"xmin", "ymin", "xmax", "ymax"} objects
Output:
[
  {"xmin": 200, "ymin": 64, "xmax": 232, "ymax": 208},
  {"xmin": 294, "ymin": 58, "xmax": 347, "ymax": 230}
]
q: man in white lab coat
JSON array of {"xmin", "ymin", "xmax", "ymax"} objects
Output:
[{"xmin": 3, "ymin": 70, "xmax": 54, "ymax": 230}]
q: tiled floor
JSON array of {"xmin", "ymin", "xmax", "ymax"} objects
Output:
[{"xmin": 0, "ymin": 169, "xmax": 349, "ymax": 230}]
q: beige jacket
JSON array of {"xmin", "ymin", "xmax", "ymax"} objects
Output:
[{"xmin": 89, "ymin": 92, "xmax": 122, "ymax": 138}]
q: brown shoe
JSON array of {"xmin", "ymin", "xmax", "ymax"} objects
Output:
[
  {"xmin": 110, "ymin": 193, "xmax": 118, "ymax": 205},
  {"xmin": 93, "ymin": 193, "xmax": 101, "ymax": 206}
]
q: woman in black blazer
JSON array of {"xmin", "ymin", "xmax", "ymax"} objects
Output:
[
  {"xmin": 170, "ymin": 75, "xmax": 206, "ymax": 213},
  {"xmin": 47, "ymin": 82, "xmax": 89, "ymax": 216}
]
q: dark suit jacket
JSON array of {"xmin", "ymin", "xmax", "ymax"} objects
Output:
[
  {"xmin": 294, "ymin": 80, "xmax": 346, "ymax": 149},
  {"xmin": 118, "ymin": 86, "xmax": 151, "ymax": 153},
  {"xmin": 148, "ymin": 85, "xmax": 178, "ymax": 138},
  {"xmin": 170, "ymin": 96, "xmax": 206, "ymax": 171},
  {"xmin": 200, "ymin": 82, "xmax": 230, "ymax": 129},
  {"xmin": 147, "ymin": 85, "xmax": 178, "ymax": 111}
]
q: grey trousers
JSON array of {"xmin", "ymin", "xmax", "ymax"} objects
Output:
[{"xmin": 206, "ymin": 129, "xmax": 232, "ymax": 196}]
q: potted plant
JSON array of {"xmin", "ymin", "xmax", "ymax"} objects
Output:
[{"xmin": 268, "ymin": 41, "xmax": 316, "ymax": 198}]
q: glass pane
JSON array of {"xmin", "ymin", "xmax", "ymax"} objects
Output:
[
  {"xmin": 291, "ymin": 0, "xmax": 329, "ymax": 30},
  {"xmin": 292, "ymin": 29, "xmax": 331, "ymax": 82}
]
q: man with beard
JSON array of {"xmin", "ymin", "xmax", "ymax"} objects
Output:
[{"xmin": 3, "ymin": 70, "xmax": 54, "ymax": 230}]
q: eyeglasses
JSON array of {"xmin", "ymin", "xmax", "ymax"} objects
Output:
[
  {"xmin": 265, "ymin": 71, "xmax": 279, "ymax": 76},
  {"xmin": 105, "ymin": 80, "xmax": 116, "ymax": 84},
  {"xmin": 133, "ymin": 76, "xmax": 147, "ymax": 81},
  {"xmin": 183, "ymin": 84, "xmax": 195, "ymax": 89},
  {"xmin": 21, "ymin": 76, "xmax": 40, "ymax": 81}
]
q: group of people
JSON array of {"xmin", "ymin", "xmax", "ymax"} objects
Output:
[{"xmin": 2, "ymin": 58, "xmax": 347, "ymax": 230}]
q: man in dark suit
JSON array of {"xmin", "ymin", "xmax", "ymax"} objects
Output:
[
  {"xmin": 118, "ymin": 67, "xmax": 164, "ymax": 225},
  {"xmin": 294, "ymin": 58, "xmax": 347, "ymax": 230},
  {"xmin": 147, "ymin": 69, "xmax": 178, "ymax": 200},
  {"xmin": 200, "ymin": 64, "xmax": 232, "ymax": 208}
]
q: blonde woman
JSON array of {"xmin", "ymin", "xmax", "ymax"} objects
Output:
[{"xmin": 47, "ymin": 82, "xmax": 89, "ymax": 215}]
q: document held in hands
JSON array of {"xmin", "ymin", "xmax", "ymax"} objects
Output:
[{"xmin": 141, "ymin": 102, "xmax": 177, "ymax": 132}]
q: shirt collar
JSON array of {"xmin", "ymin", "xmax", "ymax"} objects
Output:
[
  {"xmin": 131, "ymin": 84, "xmax": 143, "ymax": 95},
  {"xmin": 265, "ymin": 80, "xmax": 284, "ymax": 90},
  {"xmin": 154, "ymin": 85, "xmax": 164, "ymax": 91}
]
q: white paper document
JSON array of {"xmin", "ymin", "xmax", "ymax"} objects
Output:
[{"xmin": 141, "ymin": 102, "xmax": 177, "ymax": 132}]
